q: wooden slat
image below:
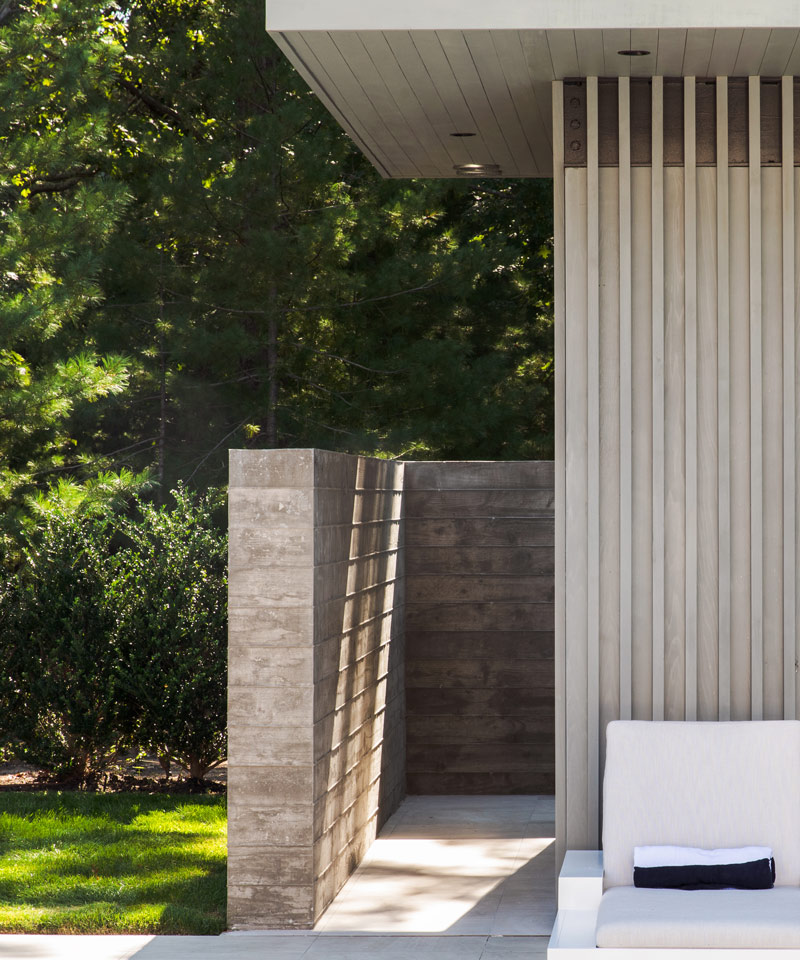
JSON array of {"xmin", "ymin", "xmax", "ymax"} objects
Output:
[
  {"xmin": 408, "ymin": 32, "xmax": 494, "ymax": 163},
  {"xmin": 684, "ymin": 77, "xmax": 698, "ymax": 721},
  {"xmin": 628, "ymin": 30, "xmax": 658, "ymax": 78},
  {"xmin": 406, "ymin": 602, "xmax": 554, "ymax": 633},
  {"xmin": 586, "ymin": 76, "xmax": 600, "ymax": 849},
  {"xmin": 707, "ymin": 30, "xmax": 745, "ymax": 78},
  {"xmin": 749, "ymin": 75, "xmax": 764, "ymax": 720},
  {"xmin": 406, "ymin": 658, "xmax": 555, "ymax": 688},
  {"xmin": 405, "ymin": 716, "xmax": 555, "ymax": 745},
  {"xmin": 382, "ymin": 32, "xmax": 470, "ymax": 165},
  {"xmin": 406, "ymin": 545, "xmax": 554, "ymax": 576},
  {"xmin": 547, "ymin": 30, "xmax": 580, "ymax": 78},
  {"xmin": 602, "ymin": 30, "xmax": 631, "ymax": 77},
  {"xmin": 760, "ymin": 29, "xmax": 800, "ymax": 76},
  {"xmin": 434, "ymin": 30, "xmax": 517, "ymax": 171},
  {"xmin": 520, "ymin": 30, "xmax": 557, "ymax": 152},
  {"xmin": 312, "ymin": 31, "xmax": 420, "ymax": 174},
  {"xmin": 464, "ymin": 31, "xmax": 537, "ymax": 172},
  {"xmin": 277, "ymin": 32, "xmax": 395, "ymax": 177},
  {"xmin": 355, "ymin": 32, "xmax": 457, "ymax": 174},
  {"xmin": 696, "ymin": 165, "xmax": 719, "ymax": 720},
  {"xmin": 406, "ymin": 687, "xmax": 554, "ymax": 718},
  {"xmin": 405, "ymin": 460, "xmax": 554, "ymax": 489},
  {"xmin": 729, "ymin": 166, "xmax": 752, "ymax": 720},
  {"xmin": 785, "ymin": 39, "xmax": 800, "ymax": 77},
  {"xmin": 490, "ymin": 31, "xmax": 552, "ymax": 174},
  {"xmin": 761, "ymin": 166, "xmax": 783, "ymax": 720},
  {"xmin": 405, "ymin": 575, "xmax": 553, "ymax": 603},
  {"xmin": 407, "ymin": 771, "xmax": 555, "ymax": 795},
  {"xmin": 553, "ymin": 80, "xmax": 567, "ymax": 866},
  {"xmin": 407, "ymin": 743, "xmax": 555, "ymax": 774},
  {"xmin": 405, "ymin": 631, "xmax": 554, "ymax": 661},
  {"xmin": 717, "ymin": 76, "xmax": 732, "ymax": 721},
  {"xmin": 652, "ymin": 76, "xmax": 666, "ymax": 721},
  {"xmin": 734, "ymin": 29, "xmax": 772, "ymax": 76},
  {"xmin": 564, "ymin": 163, "xmax": 589, "ymax": 848},
  {"xmin": 631, "ymin": 165, "xmax": 654, "ymax": 722},
  {"xmin": 618, "ymin": 77, "xmax": 633, "ymax": 721},
  {"xmin": 574, "ymin": 31, "xmax": 605, "ymax": 79},
  {"xmin": 655, "ymin": 29, "xmax": 687, "ymax": 76},
  {"xmin": 664, "ymin": 163, "xmax": 686, "ymax": 721},
  {"xmin": 598, "ymin": 163, "xmax": 620, "ymax": 781},
  {"xmin": 404, "ymin": 517, "xmax": 554, "ymax": 547},
  {"xmin": 404, "ymin": 489, "xmax": 554, "ymax": 517},
  {"xmin": 683, "ymin": 29, "xmax": 715, "ymax": 78},
  {"xmin": 782, "ymin": 76, "xmax": 796, "ymax": 721}
]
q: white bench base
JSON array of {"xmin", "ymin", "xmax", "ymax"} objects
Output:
[{"xmin": 548, "ymin": 851, "xmax": 800, "ymax": 960}]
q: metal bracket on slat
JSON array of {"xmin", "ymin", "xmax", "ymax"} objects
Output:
[{"xmin": 564, "ymin": 80, "xmax": 587, "ymax": 166}]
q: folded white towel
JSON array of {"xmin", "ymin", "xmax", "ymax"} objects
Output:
[{"xmin": 634, "ymin": 845, "xmax": 772, "ymax": 869}]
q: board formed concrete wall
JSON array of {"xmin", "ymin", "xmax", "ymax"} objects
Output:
[
  {"xmin": 227, "ymin": 449, "xmax": 405, "ymax": 929},
  {"xmin": 404, "ymin": 461, "xmax": 555, "ymax": 794}
]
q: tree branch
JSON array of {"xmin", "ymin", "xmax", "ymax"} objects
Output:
[{"xmin": 117, "ymin": 77, "xmax": 189, "ymax": 132}]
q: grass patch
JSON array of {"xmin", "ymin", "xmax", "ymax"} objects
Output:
[{"xmin": 0, "ymin": 791, "xmax": 226, "ymax": 934}]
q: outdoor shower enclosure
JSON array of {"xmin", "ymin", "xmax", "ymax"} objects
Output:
[{"xmin": 227, "ymin": 450, "xmax": 555, "ymax": 928}]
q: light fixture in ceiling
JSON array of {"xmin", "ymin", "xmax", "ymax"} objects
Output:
[
  {"xmin": 453, "ymin": 162, "xmax": 502, "ymax": 177},
  {"xmin": 617, "ymin": 49, "xmax": 651, "ymax": 56}
]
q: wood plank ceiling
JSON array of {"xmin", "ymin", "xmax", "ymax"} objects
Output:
[{"xmin": 271, "ymin": 28, "xmax": 800, "ymax": 178}]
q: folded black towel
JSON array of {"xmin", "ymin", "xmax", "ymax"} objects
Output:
[{"xmin": 634, "ymin": 851, "xmax": 775, "ymax": 891}]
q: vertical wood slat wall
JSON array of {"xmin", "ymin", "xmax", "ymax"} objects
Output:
[{"xmin": 554, "ymin": 76, "xmax": 800, "ymax": 856}]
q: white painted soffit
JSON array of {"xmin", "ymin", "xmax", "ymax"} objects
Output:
[{"xmin": 267, "ymin": 2, "xmax": 800, "ymax": 178}]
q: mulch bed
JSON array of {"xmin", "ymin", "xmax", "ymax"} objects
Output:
[{"xmin": 0, "ymin": 759, "xmax": 226, "ymax": 794}]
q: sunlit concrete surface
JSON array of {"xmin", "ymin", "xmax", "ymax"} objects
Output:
[
  {"xmin": 315, "ymin": 795, "xmax": 556, "ymax": 934},
  {"xmin": 0, "ymin": 934, "xmax": 548, "ymax": 960}
]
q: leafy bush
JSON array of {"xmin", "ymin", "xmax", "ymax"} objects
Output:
[
  {"xmin": 111, "ymin": 487, "xmax": 227, "ymax": 779},
  {"xmin": 0, "ymin": 513, "xmax": 128, "ymax": 780}
]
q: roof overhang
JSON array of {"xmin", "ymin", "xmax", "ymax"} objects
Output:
[{"xmin": 267, "ymin": 1, "xmax": 800, "ymax": 178}]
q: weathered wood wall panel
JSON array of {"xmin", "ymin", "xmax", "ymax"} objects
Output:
[
  {"xmin": 404, "ymin": 460, "xmax": 555, "ymax": 795},
  {"xmin": 555, "ymin": 75, "xmax": 800, "ymax": 857}
]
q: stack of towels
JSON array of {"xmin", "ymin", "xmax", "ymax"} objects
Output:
[{"xmin": 633, "ymin": 846, "xmax": 775, "ymax": 890}]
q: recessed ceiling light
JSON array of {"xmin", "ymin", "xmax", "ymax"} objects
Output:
[
  {"xmin": 450, "ymin": 132, "xmax": 477, "ymax": 138},
  {"xmin": 453, "ymin": 163, "xmax": 502, "ymax": 177},
  {"xmin": 618, "ymin": 49, "xmax": 650, "ymax": 56}
]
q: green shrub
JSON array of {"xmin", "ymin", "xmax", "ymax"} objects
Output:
[
  {"xmin": 0, "ymin": 513, "xmax": 128, "ymax": 780},
  {"xmin": 112, "ymin": 487, "xmax": 227, "ymax": 779}
]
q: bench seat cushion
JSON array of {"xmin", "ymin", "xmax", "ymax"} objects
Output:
[{"xmin": 596, "ymin": 886, "xmax": 800, "ymax": 948}]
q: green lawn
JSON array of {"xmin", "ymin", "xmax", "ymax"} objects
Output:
[{"xmin": 0, "ymin": 791, "xmax": 226, "ymax": 934}]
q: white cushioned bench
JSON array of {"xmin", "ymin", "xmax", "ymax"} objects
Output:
[{"xmin": 549, "ymin": 721, "xmax": 800, "ymax": 959}]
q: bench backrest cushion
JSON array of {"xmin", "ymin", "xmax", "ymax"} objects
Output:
[{"xmin": 602, "ymin": 721, "xmax": 800, "ymax": 888}]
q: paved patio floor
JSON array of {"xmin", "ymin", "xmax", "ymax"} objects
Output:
[{"xmin": 0, "ymin": 796, "xmax": 555, "ymax": 960}]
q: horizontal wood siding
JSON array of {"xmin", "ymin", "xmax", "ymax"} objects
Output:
[
  {"xmin": 557, "ymin": 75, "xmax": 800, "ymax": 855},
  {"xmin": 405, "ymin": 460, "xmax": 555, "ymax": 794}
]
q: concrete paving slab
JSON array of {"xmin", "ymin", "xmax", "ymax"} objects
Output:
[
  {"xmin": 316, "ymin": 796, "xmax": 556, "ymax": 935},
  {"xmin": 0, "ymin": 936, "xmax": 551, "ymax": 960}
]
